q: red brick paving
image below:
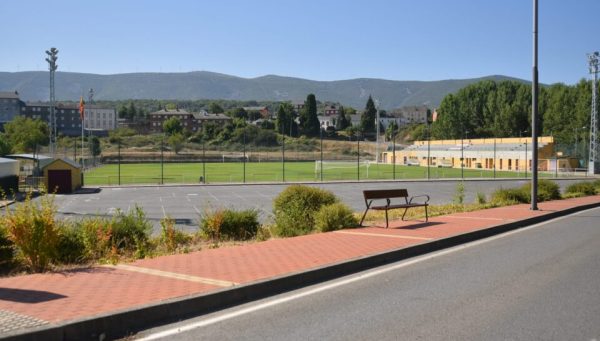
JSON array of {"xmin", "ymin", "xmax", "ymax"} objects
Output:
[{"xmin": 0, "ymin": 195, "xmax": 598, "ymax": 334}]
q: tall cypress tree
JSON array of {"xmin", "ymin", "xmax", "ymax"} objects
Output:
[
  {"xmin": 300, "ymin": 94, "xmax": 320, "ymax": 136},
  {"xmin": 361, "ymin": 95, "xmax": 377, "ymax": 133}
]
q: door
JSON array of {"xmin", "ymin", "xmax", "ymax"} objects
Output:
[{"xmin": 47, "ymin": 169, "xmax": 72, "ymax": 193}]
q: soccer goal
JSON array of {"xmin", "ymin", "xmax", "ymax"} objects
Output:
[
  {"xmin": 315, "ymin": 160, "xmax": 372, "ymax": 178},
  {"xmin": 222, "ymin": 153, "xmax": 250, "ymax": 162}
]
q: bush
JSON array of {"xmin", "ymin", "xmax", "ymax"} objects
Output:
[
  {"xmin": 475, "ymin": 192, "xmax": 487, "ymax": 204},
  {"xmin": 111, "ymin": 205, "xmax": 152, "ymax": 258},
  {"xmin": 160, "ymin": 217, "xmax": 192, "ymax": 252},
  {"xmin": 273, "ymin": 185, "xmax": 338, "ymax": 237},
  {"xmin": 76, "ymin": 217, "xmax": 114, "ymax": 261},
  {"xmin": 57, "ymin": 225, "xmax": 86, "ymax": 264},
  {"xmin": 492, "ymin": 179, "xmax": 561, "ymax": 205},
  {"xmin": 453, "ymin": 182, "xmax": 465, "ymax": 204},
  {"xmin": 521, "ymin": 179, "xmax": 561, "ymax": 202},
  {"xmin": 1, "ymin": 194, "xmax": 61, "ymax": 272},
  {"xmin": 0, "ymin": 224, "xmax": 16, "ymax": 273},
  {"xmin": 314, "ymin": 203, "xmax": 358, "ymax": 232},
  {"xmin": 491, "ymin": 188, "xmax": 529, "ymax": 205},
  {"xmin": 565, "ymin": 182, "xmax": 597, "ymax": 196},
  {"xmin": 200, "ymin": 208, "xmax": 260, "ymax": 241}
]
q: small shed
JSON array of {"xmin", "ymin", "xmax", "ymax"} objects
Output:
[
  {"xmin": 0, "ymin": 157, "xmax": 19, "ymax": 194},
  {"xmin": 41, "ymin": 158, "xmax": 82, "ymax": 194}
]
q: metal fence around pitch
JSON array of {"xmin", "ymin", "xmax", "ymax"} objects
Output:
[{"xmin": 81, "ymin": 136, "xmax": 592, "ymax": 186}]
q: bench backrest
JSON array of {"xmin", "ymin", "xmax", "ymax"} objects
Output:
[{"xmin": 363, "ymin": 189, "xmax": 409, "ymax": 200}]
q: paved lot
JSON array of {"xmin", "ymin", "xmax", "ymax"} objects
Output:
[{"xmin": 52, "ymin": 179, "xmax": 588, "ymax": 233}]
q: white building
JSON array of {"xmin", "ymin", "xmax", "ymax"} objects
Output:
[{"xmin": 84, "ymin": 105, "xmax": 117, "ymax": 131}]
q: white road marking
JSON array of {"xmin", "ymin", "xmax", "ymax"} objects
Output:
[
  {"xmin": 192, "ymin": 205, "xmax": 202, "ymax": 215},
  {"xmin": 137, "ymin": 208, "xmax": 592, "ymax": 341},
  {"xmin": 161, "ymin": 205, "xmax": 166, "ymax": 218}
]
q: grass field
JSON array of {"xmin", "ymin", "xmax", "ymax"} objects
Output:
[{"xmin": 82, "ymin": 161, "xmax": 549, "ymax": 185}]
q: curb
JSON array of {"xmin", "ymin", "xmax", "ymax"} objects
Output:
[{"xmin": 3, "ymin": 200, "xmax": 600, "ymax": 341}]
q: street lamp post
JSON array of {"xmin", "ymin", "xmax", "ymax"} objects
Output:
[{"xmin": 531, "ymin": 0, "xmax": 539, "ymax": 210}]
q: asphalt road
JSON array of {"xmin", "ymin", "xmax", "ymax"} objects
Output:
[
  {"xmin": 52, "ymin": 179, "xmax": 586, "ymax": 233},
  {"xmin": 134, "ymin": 206, "xmax": 600, "ymax": 340}
]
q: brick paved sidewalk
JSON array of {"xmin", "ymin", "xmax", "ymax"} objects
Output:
[{"xmin": 0, "ymin": 195, "xmax": 598, "ymax": 338}]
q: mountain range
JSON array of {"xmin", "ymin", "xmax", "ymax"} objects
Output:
[{"xmin": 0, "ymin": 71, "xmax": 523, "ymax": 109}]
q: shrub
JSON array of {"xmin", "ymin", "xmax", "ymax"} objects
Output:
[
  {"xmin": 160, "ymin": 216, "xmax": 192, "ymax": 252},
  {"xmin": 565, "ymin": 182, "xmax": 597, "ymax": 196},
  {"xmin": 57, "ymin": 224, "xmax": 86, "ymax": 264},
  {"xmin": 475, "ymin": 192, "xmax": 487, "ymax": 205},
  {"xmin": 521, "ymin": 179, "xmax": 561, "ymax": 202},
  {"xmin": 76, "ymin": 217, "xmax": 113, "ymax": 261},
  {"xmin": 1, "ymin": 194, "xmax": 61, "ymax": 272},
  {"xmin": 111, "ymin": 205, "xmax": 152, "ymax": 258},
  {"xmin": 491, "ymin": 188, "xmax": 529, "ymax": 205},
  {"xmin": 273, "ymin": 185, "xmax": 338, "ymax": 237},
  {"xmin": 200, "ymin": 208, "xmax": 260, "ymax": 241},
  {"xmin": 0, "ymin": 224, "xmax": 16, "ymax": 273},
  {"xmin": 314, "ymin": 203, "xmax": 358, "ymax": 232},
  {"xmin": 453, "ymin": 182, "xmax": 465, "ymax": 205}
]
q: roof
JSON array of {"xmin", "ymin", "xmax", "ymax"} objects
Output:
[
  {"xmin": 191, "ymin": 112, "xmax": 231, "ymax": 120},
  {"xmin": 243, "ymin": 106, "xmax": 268, "ymax": 111},
  {"xmin": 0, "ymin": 91, "xmax": 19, "ymax": 99},
  {"xmin": 42, "ymin": 157, "xmax": 81, "ymax": 169},
  {"xmin": 0, "ymin": 157, "xmax": 18, "ymax": 164},
  {"xmin": 149, "ymin": 109, "xmax": 192, "ymax": 116},
  {"xmin": 6, "ymin": 154, "xmax": 53, "ymax": 161}
]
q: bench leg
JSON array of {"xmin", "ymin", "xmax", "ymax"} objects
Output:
[
  {"xmin": 385, "ymin": 209, "xmax": 389, "ymax": 228},
  {"xmin": 425, "ymin": 205, "xmax": 428, "ymax": 222},
  {"xmin": 360, "ymin": 208, "xmax": 369, "ymax": 227},
  {"xmin": 401, "ymin": 207, "xmax": 409, "ymax": 221}
]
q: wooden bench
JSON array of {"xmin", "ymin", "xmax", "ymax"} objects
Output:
[{"xmin": 360, "ymin": 189, "xmax": 430, "ymax": 228}]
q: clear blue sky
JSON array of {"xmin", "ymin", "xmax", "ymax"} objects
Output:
[{"xmin": 1, "ymin": 0, "xmax": 597, "ymax": 84}]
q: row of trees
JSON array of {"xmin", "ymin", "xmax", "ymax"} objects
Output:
[{"xmin": 431, "ymin": 79, "xmax": 593, "ymax": 145}]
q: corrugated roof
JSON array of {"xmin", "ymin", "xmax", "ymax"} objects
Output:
[{"xmin": 0, "ymin": 157, "xmax": 18, "ymax": 164}]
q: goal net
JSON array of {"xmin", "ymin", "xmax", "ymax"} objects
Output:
[
  {"xmin": 222, "ymin": 153, "xmax": 250, "ymax": 162},
  {"xmin": 315, "ymin": 160, "xmax": 372, "ymax": 177}
]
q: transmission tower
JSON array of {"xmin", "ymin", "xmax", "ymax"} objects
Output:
[
  {"xmin": 588, "ymin": 52, "xmax": 599, "ymax": 174},
  {"xmin": 45, "ymin": 47, "xmax": 58, "ymax": 156}
]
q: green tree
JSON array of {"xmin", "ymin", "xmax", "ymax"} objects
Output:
[
  {"xmin": 361, "ymin": 96, "xmax": 377, "ymax": 133},
  {"xmin": 276, "ymin": 102, "xmax": 298, "ymax": 137},
  {"xmin": 208, "ymin": 102, "xmax": 224, "ymax": 114},
  {"xmin": 89, "ymin": 136, "xmax": 101, "ymax": 158},
  {"xmin": 0, "ymin": 134, "xmax": 12, "ymax": 156},
  {"xmin": 3, "ymin": 116, "xmax": 48, "ymax": 153},
  {"xmin": 168, "ymin": 133, "xmax": 185, "ymax": 154},
  {"xmin": 163, "ymin": 117, "xmax": 183, "ymax": 135},
  {"xmin": 336, "ymin": 106, "xmax": 351, "ymax": 130},
  {"xmin": 299, "ymin": 94, "xmax": 320, "ymax": 136},
  {"xmin": 385, "ymin": 121, "xmax": 399, "ymax": 141},
  {"xmin": 227, "ymin": 107, "xmax": 248, "ymax": 120}
]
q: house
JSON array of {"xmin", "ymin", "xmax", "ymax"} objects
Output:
[
  {"xmin": 148, "ymin": 109, "xmax": 231, "ymax": 133},
  {"xmin": 318, "ymin": 116, "xmax": 336, "ymax": 129},
  {"xmin": 323, "ymin": 105, "xmax": 339, "ymax": 116},
  {"xmin": 292, "ymin": 100, "xmax": 305, "ymax": 113},
  {"xmin": 388, "ymin": 105, "xmax": 429, "ymax": 124}
]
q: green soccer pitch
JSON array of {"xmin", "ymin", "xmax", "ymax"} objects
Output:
[{"xmin": 82, "ymin": 161, "xmax": 540, "ymax": 185}]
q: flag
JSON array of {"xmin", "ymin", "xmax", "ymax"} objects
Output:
[{"xmin": 79, "ymin": 96, "xmax": 85, "ymax": 121}]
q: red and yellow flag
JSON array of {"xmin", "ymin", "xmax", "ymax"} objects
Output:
[{"xmin": 79, "ymin": 96, "xmax": 85, "ymax": 121}]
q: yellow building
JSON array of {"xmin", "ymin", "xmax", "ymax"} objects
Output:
[
  {"xmin": 381, "ymin": 136, "xmax": 578, "ymax": 172},
  {"xmin": 41, "ymin": 158, "xmax": 82, "ymax": 194}
]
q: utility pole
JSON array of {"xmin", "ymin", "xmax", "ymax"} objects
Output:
[
  {"xmin": 588, "ymin": 51, "xmax": 599, "ymax": 174},
  {"xmin": 45, "ymin": 48, "xmax": 58, "ymax": 156}
]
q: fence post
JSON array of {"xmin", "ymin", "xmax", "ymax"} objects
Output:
[{"xmin": 118, "ymin": 139, "xmax": 121, "ymax": 186}]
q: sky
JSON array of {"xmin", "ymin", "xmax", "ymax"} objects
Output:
[{"xmin": 1, "ymin": 0, "xmax": 598, "ymax": 84}]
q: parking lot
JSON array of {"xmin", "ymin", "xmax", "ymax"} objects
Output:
[{"xmin": 52, "ymin": 179, "xmax": 586, "ymax": 233}]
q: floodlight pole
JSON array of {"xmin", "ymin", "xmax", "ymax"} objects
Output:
[
  {"xmin": 45, "ymin": 47, "xmax": 58, "ymax": 156},
  {"xmin": 531, "ymin": 0, "xmax": 539, "ymax": 210},
  {"xmin": 320, "ymin": 128, "xmax": 323, "ymax": 181}
]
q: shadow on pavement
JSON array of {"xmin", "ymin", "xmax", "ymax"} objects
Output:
[{"xmin": 0, "ymin": 288, "xmax": 67, "ymax": 303}]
